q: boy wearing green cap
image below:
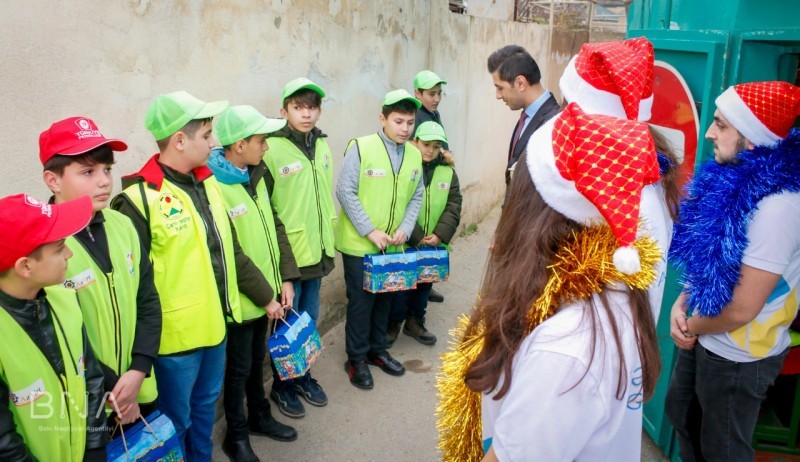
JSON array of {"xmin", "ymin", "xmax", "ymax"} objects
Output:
[
  {"xmin": 112, "ymin": 91, "xmax": 278, "ymax": 461},
  {"xmin": 413, "ymin": 70, "xmax": 449, "ymax": 151},
  {"xmin": 0, "ymin": 194, "xmax": 107, "ymax": 461},
  {"xmin": 38, "ymin": 116, "xmax": 162, "ymax": 430},
  {"xmin": 335, "ymin": 89, "xmax": 424, "ymax": 389},
  {"xmin": 387, "ymin": 121, "xmax": 461, "ymax": 347},
  {"xmin": 208, "ymin": 105, "xmax": 299, "ymax": 459},
  {"xmin": 262, "ymin": 77, "xmax": 334, "ymax": 418}
]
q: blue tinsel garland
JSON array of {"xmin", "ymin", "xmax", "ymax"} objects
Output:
[{"xmin": 669, "ymin": 128, "xmax": 800, "ymax": 317}]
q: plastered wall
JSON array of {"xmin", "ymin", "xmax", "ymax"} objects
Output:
[{"xmin": 0, "ymin": 0, "xmax": 585, "ymax": 329}]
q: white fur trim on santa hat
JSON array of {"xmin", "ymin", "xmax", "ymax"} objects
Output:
[
  {"xmin": 526, "ymin": 117, "xmax": 603, "ymax": 224},
  {"xmin": 559, "ymin": 56, "xmax": 653, "ymax": 122},
  {"xmin": 613, "ymin": 246, "xmax": 641, "ymax": 275},
  {"xmin": 715, "ymin": 86, "xmax": 782, "ymax": 147}
]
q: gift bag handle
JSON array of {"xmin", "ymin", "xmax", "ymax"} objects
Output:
[
  {"xmin": 113, "ymin": 414, "xmax": 161, "ymax": 461},
  {"xmin": 270, "ymin": 308, "xmax": 305, "ymax": 333}
]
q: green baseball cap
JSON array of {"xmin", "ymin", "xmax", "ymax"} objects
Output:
[
  {"xmin": 382, "ymin": 89, "xmax": 422, "ymax": 109},
  {"xmin": 281, "ymin": 77, "xmax": 326, "ymax": 105},
  {"xmin": 145, "ymin": 91, "xmax": 228, "ymax": 140},
  {"xmin": 413, "ymin": 70, "xmax": 447, "ymax": 90},
  {"xmin": 414, "ymin": 121, "xmax": 448, "ymax": 143},
  {"xmin": 215, "ymin": 105, "xmax": 287, "ymax": 146}
]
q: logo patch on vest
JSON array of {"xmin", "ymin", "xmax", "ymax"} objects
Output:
[
  {"xmin": 279, "ymin": 161, "xmax": 303, "ymax": 177},
  {"xmin": 438, "ymin": 182, "xmax": 450, "ymax": 190},
  {"xmin": 228, "ymin": 203, "xmax": 248, "ymax": 220},
  {"xmin": 126, "ymin": 252, "xmax": 135, "ymax": 275},
  {"xmin": 410, "ymin": 169, "xmax": 419, "ymax": 182},
  {"xmin": 11, "ymin": 378, "xmax": 46, "ymax": 407},
  {"xmin": 365, "ymin": 168, "xmax": 385, "ymax": 178},
  {"xmin": 157, "ymin": 194, "xmax": 184, "ymax": 220},
  {"xmin": 323, "ymin": 154, "xmax": 331, "ymax": 170},
  {"xmin": 63, "ymin": 268, "xmax": 96, "ymax": 291}
]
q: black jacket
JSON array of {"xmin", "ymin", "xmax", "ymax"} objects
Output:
[
  {"xmin": 506, "ymin": 94, "xmax": 561, "ymax": 186},
  {"xmin": 408, "ymin": 154, "xmax": 462, "ymax": 246},
  {"xmin": 264, "ymin": 125, "xmax": 336, "ymax": 280},
  {"xmin": 0, "ymin": 290, "xmax": 108, "ymax": 461},
  {"xmin": 111, "ymin": 156, "xmax": 274, "ymax": 335}
]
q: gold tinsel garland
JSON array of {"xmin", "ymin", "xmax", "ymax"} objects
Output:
[{"xmin": 435, "ymin": 225, "xmax": 661, "ymax": 461}]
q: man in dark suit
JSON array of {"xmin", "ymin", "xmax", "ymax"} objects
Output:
[{"xmin": 487, "ymin": 45, "xmax": 561, "ymax": 197}]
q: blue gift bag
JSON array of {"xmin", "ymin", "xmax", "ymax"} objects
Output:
[
  {"xmin": 268, "ymin": 309, "xmax": 324, "ymax": 381},
  {"xmin": 415, "ymin": 246, "xmax": 450, "ymax": 283},
  {"xmin": 363, "ymin": 251, "xmax": 418, "ymax": 293},
  {"xmin": 106, "ymin": 410, "xmax": 183, "ymax": 462}
]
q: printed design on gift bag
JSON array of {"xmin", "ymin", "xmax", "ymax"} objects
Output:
[
  {"xmin": 63, "ymin": 268, "xmax": 97, "ymax": 291},
  {"xmin": 363, "ymin": 251, "xmax": 419, "ymax": 293},
  {"xmin": 415, "ymin": 247, "xmax": 450, "ymax": 283},
  {"xmin": 106, "ymin": 411, "xmax": 184, "ymax": 462},
  {"xmin": 364, "ymin": 168, "xmax": 386, "ymax": 178},
  {"xmin": 279, "ymin": 161, "xmax": 303, "ymax": 177},
  {"xmin": 268, "ymin": 310, "xmax": 325, "ymax": 381}
]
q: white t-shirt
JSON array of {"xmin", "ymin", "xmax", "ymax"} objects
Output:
[
  {"xmin": 481, "ymin": 288, "xmax": 644, "ymax": 461},
  {"xmin": 640, "ymin": 182, "xmax": 674, "ymax": 322},
  {"xmin": 699, "ymin": 191, "xmax": 800, "ymax": 362}
]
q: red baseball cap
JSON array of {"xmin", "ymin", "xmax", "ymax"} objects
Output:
[
  {"xmin": 39, "ymin": 117, "xmax": 128, "ymax": 165},
  {"xmin": 0, "ymin": 194, "xmax": 93, "ymax": 271}
]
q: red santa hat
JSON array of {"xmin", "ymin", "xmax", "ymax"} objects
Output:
[
  {"xmin": 527, "ymin": 103, "xmax": 660, "ymax": 274},
  {"xmin": 559, "ymin": 37, "xmax": 654, "ymax": 122},
  {"xmin": 714, "ymin": 81, "xmax": 800, "ymax": 147}
]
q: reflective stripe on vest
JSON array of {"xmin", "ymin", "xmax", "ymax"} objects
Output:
[
  {"xmin": 0, "ymin": 287, "xmax": 87, "ymax": 461},
  {"xmin": 217, "ymin": 178, "xmax": 281, "ymax": 321},
  {"xmin": 64, "ymin": 210, "xmax": 157, "ymax": 404},
  {"xmin": 121, "ymin": 176, "xmax": 240, "ymax": 354},
  {"xmin": 335, "ymin": 134, "xmax": 422, "ymax": 257},
  {"xmin": 265, "ymin": 137, "xmax": 337, "ymax": 267},
  {"xmin": 420, "ymin": 165, "xmax": 454, "ymax": 251}
]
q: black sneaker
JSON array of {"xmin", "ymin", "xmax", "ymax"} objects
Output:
[
  {"xmin": 292, "ymin": 373, "xmax": 328, "ymax": 407},
  {"xmin": 269, "ymin": 385, "xmax": 305, "ymax": 418},
  {"xmin": 428, "ymin": 288, "xmax": 444, "ymax": 303}
]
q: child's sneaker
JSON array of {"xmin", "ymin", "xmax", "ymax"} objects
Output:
[
  {"xmin": 292, "ymin": 373, "xmax": 328, "ymax": 407},
  {"xmin": 270, "ymin": 384, "xmax": 305, "ymax": 418}
]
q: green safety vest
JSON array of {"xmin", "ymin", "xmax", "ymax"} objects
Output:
[
  {"xmin": 335, "ymin": 134, "xmax": 422, "ymax": 257},
  {"xmin": 0, "ymin": 287, "xmax": 88, "ymax": 462},
  {"xmin": 265, "ymin": 137, "xmax": 337, "ymax": 267},
  {"xmin": 121, "ymin": 176, "xmax": 241, "ymax": 355},
  {"xmin": 64, "ymin": 209, "xmax": 158, "ymax": 404},
  {"xmin": 419, "ymin": 165, "xmax": 454, "ymax": 251},
  {"xmin": 217, "ymin": 176, "xmax": 281, "ymax": 321}
]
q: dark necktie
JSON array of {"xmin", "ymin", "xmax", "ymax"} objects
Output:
[{"xmin": 510, "ymin": 110, "xmax": 529, "ymax": 161}]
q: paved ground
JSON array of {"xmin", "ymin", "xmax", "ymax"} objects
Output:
[{"xmin": 212, "ymin": 204, "xmax": 669, "ymax": 461}]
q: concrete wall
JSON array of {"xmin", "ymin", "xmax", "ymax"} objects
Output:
[
  {"xmin": 466, "ymin": 0, "xmax": 516, "ymax": 21},
  {"xmin": 0, "ymin": 0, "xmax": 585, "ymax": 330}
]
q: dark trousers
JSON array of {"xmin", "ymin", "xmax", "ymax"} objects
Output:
[
  {"xmin": 389, "ymin": 282, "xmax": 434, "ymax": 322},
  {"xmin": 223, "ymin": 316, "xmax": 270, "ymax": 439},
  {"xmin": 342, "ymin": 253, "xmax": 395, "ymax": 361},
  {"xmin": 665, "ymin": 342, "xmax": 787, "ymax": 461}
]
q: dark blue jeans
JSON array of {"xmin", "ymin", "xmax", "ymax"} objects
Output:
[
  {"xmin": 293, "ymin": 278, "xmax": 322, "ymax": 322},
  {"xmin": 665, "ymin": 343, "xmax": 787, "ymax": 462},
  {"xmin": 389, "ymin": 282, "xmax": 434, "ymax": 322},
  {"xmin": 154, "ymin": 340, "xmax": 227, "ymax": 462}
]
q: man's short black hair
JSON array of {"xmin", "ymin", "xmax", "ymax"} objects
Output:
[
  {"xmin": 42, "ymin": 145, "xmax": 115, "ymax": 176},
  {"xmin": 382, "ymin": 100, "xmax": 418, "ymax": 118},
  {"xmin": 487, "ymin": 45, "xmax": 541, "ymax": 86}
]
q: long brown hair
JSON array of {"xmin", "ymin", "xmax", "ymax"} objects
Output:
[
  {"xmin": 649, "ymin": 126, "xmax": 681, "ymax": 221},
  {"xmin": 464, "ymin": 154, "xmax": 661, "ymax": 401}
]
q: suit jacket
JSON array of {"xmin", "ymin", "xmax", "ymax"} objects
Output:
[{"xmin": 506, "ymin": 94, "xmax": 561, "ymax": 186}]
